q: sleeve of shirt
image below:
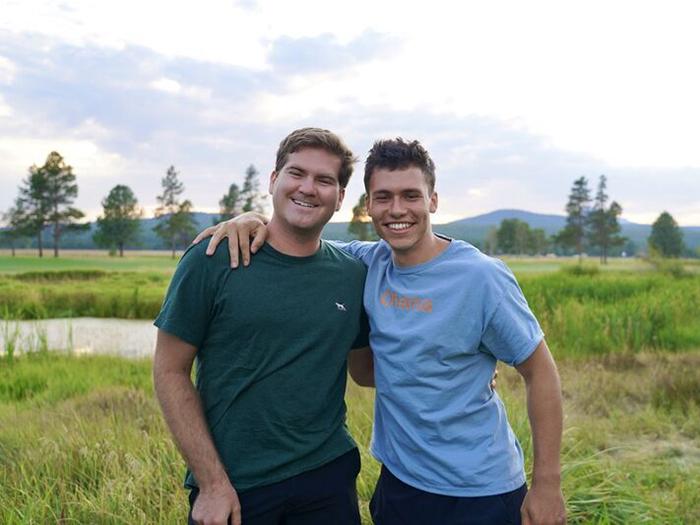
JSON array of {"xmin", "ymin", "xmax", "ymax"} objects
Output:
[
  {"xmin": 329, "ymin": 240, "xmax": 377, "ymax": 266},
  {"xmin": 153, "ymin": 243, "xmax": 219, "ymax": 348},
  {"xmin": 480, "ymin": 264, "xmax": 544, "ymax": 366},
  {"xmin": 351, "ymin": 304, "xmax": 370, "ymax": 349}
]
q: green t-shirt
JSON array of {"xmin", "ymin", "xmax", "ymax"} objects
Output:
[{"xmin": 154, "ymin": 239, "xmax": 369, "ymax": 491}]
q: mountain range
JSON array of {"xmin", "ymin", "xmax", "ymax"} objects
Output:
[{"xmin": 10, "ymin": 209, "xmax": 700, "ymax": 254}]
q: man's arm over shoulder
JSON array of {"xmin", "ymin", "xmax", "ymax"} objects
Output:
[
  {"xmin": 329, "ymin": 240, "xmax": 379, "ymax": 266},
  {"xmin": 515, "ymin": 339, "xmax": 566, "ymax": 525}
]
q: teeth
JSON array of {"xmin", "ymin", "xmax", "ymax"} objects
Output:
[
  {"xmin": 292, "ymin": 199, "xmax": 316, "ymax": 208},
  {"xmin": 387, "ymin": 223, "xmax": 411, "ymax": 231}
]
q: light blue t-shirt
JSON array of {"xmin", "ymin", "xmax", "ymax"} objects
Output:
[{"xmin": 336, "ymin": 238, "xmax": 543, "ymax": 497}]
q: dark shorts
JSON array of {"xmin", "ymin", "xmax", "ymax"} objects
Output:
[
  {"xmin": 188, "ymin": 448, "xmax": 361, "ymax": 525},
  {"xmin": 370, "ymin": 465, "xmax": 527, "ymax": 525}
]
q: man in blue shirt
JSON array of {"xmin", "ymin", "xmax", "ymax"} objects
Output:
[{"xmin": 197, "ymin": 138, "xmax": 566, "ymax": 525}]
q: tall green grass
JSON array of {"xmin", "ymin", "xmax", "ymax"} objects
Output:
[
  {"xmin": 0, "ymin": 271, "xmax": 168, "ymax": 319},
  {"xmin": 2, "ymin": 351, "xmax": 698, "ymax": 524},
  {"xmin": 519, "ymin": 270, "xmax": 700, "ymax": 357},
  {"xmin": 3, "ymin": 267, "xmax": 699, "ymax": 359}
]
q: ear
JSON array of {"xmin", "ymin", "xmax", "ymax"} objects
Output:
[
  {"xmin": 268, "ymin": 170, "xmax": 278, "ymax": 195},
  {"xmin": 335, "ymin": 187, "xmax": 346, "ymax": 212},
  {"xmin": 429, "ymin": 191, "xmax": 438, "ymax": 213}
]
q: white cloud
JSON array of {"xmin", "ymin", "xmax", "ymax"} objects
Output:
[
  {"xmin": 150, "ymin": 77, "xmax": 181, "ymax": 94},
  {"xmin": 0, "ymin": 95, "xmax": 12, "ymax": 118},
  {"xmin": 0, "ymin": 55, "xmax": 17, "ymax": 84}
]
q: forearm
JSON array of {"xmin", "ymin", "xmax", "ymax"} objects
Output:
[
  {"xmin": 347, "ymin": 347, "xmax": 375, "ymax": 387},
  {"xmin": 154, "ymin": 370, "xmax": 229, "ymax": 488},
  {"xmin": 525, "ymin": 367, "xmax": 563, "ymax": 485}
]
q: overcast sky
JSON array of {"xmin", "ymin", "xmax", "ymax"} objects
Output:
[{"xmin": 1, "ymin": 0, "xmax": 699, "ymax": 225}]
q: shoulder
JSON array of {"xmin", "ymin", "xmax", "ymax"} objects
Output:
[
  {"xmin": 321, "ymin": 240, "xmax": 368, "ymax": 275},
  {"xmin": 178, "ymin": 238, "xmax": 233, "ymax": 275},
  {"xmin": 327, "ymin": 239, "xmax": 383, "ymax": 264},
  {"xmin": 446, "ymin": 240, "xmax": 517, "ymax": 291}
]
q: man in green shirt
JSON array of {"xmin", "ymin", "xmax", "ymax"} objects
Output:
[{"xmin": 153, "ymin": 128, "xmax": 369, "ymax": 525}]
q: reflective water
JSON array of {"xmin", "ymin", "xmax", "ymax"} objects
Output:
[{"xmin": 1, "ymin": 318, "xmax": 157, "ymax": 358}]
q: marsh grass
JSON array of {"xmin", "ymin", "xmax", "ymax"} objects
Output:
[
  {"xmin": 1, "ymin": 265, "xmax": 699, "ymax": 360},
  {"xmin": 0, "ymin": 271, "xmax": 169, "ymax": 319},
  {"xmin": 2, "ymin": 351, "xmax": 698, "ymax": 524},
  {"xmin": 519, "ymin": 270, "xmax": 700, "ymax": 357}
]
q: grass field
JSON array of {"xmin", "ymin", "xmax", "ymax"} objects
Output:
[
  {"xmin": 0, "ymin": 251, "xmax": 178, "ymax": 274},
  {"xmin": 1, "ymin": 351, "xmax": 698, "ymax": 524},
  {"xmin": 1, "ymin": 252, "xmax": 699, "ymax": 523}
]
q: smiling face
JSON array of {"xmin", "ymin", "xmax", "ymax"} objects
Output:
[
  {"xmin": 269, "ymin": 147, "xmax": 345, "ymax": 237},
  {"xmin": 367, "ymin": 165, "xmax": 438, "ymax": 263}
]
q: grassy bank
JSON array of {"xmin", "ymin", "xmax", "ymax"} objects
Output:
[{"xmin": 1, "ymin": 351, "xmax": 698, "ymax": 524}]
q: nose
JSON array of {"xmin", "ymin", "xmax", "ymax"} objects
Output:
[
  {"xmin": 298, "ymin": 175, "xmax": 316, "ymax": 195},
  {"xmin": 388, "ymin": 196, "xmax": 406, "ymax": 217}
]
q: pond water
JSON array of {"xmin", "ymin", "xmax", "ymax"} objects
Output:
[{"xmin": 1, "ymin": 318, "xmax": 157, "ymax": 359}]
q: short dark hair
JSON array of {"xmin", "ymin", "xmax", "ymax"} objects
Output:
[
  {"xmin": 364, "ymin": 138, "xmax": 436, "ymax": 193},
  {"xmin": 275, "ymin": 128, "xmax": 357, "ymax": 188}
]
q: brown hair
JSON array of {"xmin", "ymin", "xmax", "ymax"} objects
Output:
[
  {"xmin": 275, "ymin": 128, "xmax": 357, "ymax": 188},
  {"xmin": 364, "ymin": 138, "xmax": 436, "ymax": 193}
]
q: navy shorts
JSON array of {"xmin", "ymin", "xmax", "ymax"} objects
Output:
[
  {"xmin": 370, "ymin": 465, "xmax": 527, "ymax": 525},
  {"xmin": 188, "ymin": 448, "xmax": 361, "ymax": 525}
]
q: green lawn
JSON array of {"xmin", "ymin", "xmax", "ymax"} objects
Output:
[{"xmin": 0, "ymin": 252, "xmax": 178, "ymax": 274}]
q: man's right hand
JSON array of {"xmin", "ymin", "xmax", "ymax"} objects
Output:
[
  {"xmin": 192, "ymin": 212, "xmax": 270, "ymax": 268},
  {"xmin": 191, "ymin": 480, "xmax": 242, "ymax": 525}
]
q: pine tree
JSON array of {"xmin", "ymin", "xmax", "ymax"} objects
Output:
[
  {"xmin": 13, "ymin": 151, "xmax": 84, "ymax": 257},
  {"xmin": 153, "ymin": 166, "xmax": 197, "ymax": 258},
  {"xmin": 1, "ymin": 207, "xmax": 26, "ymax": 256},
  {"xmin": 218, "ymin": 183, "xmax": 242, "ymax": 223},
  {"xmin": 347, "ymin": 193, "xmax": 376, "ymax": 241},
  {"xmin": 587, "ymin": 175, "xmax": 625, "ymax": 264},
  {"xmin": 42, "ymin": 152, "xmax": 86, "ymax": 257},
  {"xmin": 94, "ymin": 185, "xmax": 142, "ymax": 257},
  {"xmin": 648, "ymin": 211, "xmax": 684, "ymax": 257},
  {"xmin": 240, "ymin": 165, "xmax": 266, "ymax": 213},
  {"xmin": 555, "ymin": 176, "xmax": 591, "ymax": 261}
]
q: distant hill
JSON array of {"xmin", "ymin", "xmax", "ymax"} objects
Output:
[{"xmin": 5, "ymin": 209, "xmax": 699, "ymax": 254}]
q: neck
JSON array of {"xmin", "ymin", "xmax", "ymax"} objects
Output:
[
  {"xmin": 393, "ymin": 230, "xmax": 450, "ymax": 267},
  {"xmin": 267, "ymin": 216, "xmax": 322, "ymax": 257}
]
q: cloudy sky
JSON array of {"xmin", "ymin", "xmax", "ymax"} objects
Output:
[{"xmin": 1, "ymin": 0, "xmax": 699, "ymax": 225}]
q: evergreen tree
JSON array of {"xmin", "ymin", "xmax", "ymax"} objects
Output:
[
  {"xmin": 218, "ymin": 183, "xmax": 242, "ymax": 223},
  {"xmin": 347, "ymin": 193, "xmax": 376, "ymax": 241},
  {"xmin": 555, "ymin": 176, "xmax": 591, "ymax": 261},
  {"xmin": 94, "ymin": 185, "xmax": 142, "ymax": 257},
  {"xmin": 241, "ymin": 164, "xmax": 266, "ymax": 213},
  {"xmin": 648, "ymin": 211, "xmax": 684, "ymax": 257},
  {"xmin": 14, "ymin": 165, "xmax": 49, "ymax": 256},
  {"xmin": 153, "ymin": 166, "xmax": 197, "ymax": 258},
  {"xmin": 587, "ymin": 175, "xmax": 625, "ymax": 264},
  {"xmin": 42, "ymin": 151, "xmax": 86, "ymax": 257},
  {"xmin": 1, "ymin": 207, "xmax": 26, "ymax": 256}
]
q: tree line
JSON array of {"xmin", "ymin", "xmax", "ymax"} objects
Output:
[
  {"xmin": 483, "ymin": 175, "xmax": 687, "ymax": 260},
  {"xmin": 1, "ymin": 152, "xmax": 266, "ymax": 258},
  {"xmin": 1, "ymin": 152, "xmax": 691, "ymax": 259}
]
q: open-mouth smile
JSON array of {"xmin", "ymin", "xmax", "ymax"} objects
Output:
[{"xmin": 292, "ymin": 198, "xmax": 318, "ymax": 208}]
